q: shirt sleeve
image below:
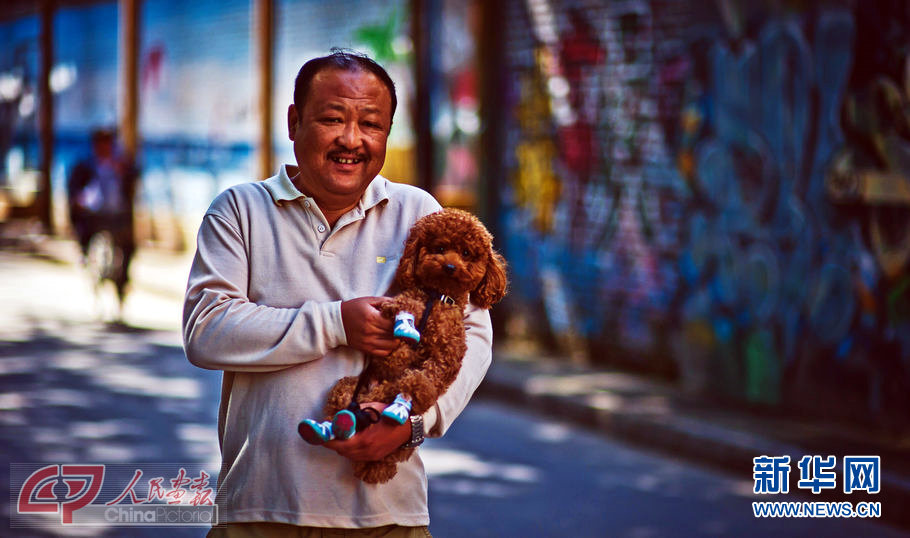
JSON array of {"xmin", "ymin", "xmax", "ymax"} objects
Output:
[
  {"xmin": 182, "ymin": 209, "xmax": 348, "ymax": 373},
  {"xmin": 423, "ymin": 303, "xmax": 493, "ymax": 437}
]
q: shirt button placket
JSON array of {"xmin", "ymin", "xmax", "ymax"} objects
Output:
[{"xmin": 302, "ymin": 198, "xmax": 327, "ymax": 251}]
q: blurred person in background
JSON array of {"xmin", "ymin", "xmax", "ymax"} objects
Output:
[
  {"xmin": 183, "ymin": 49, "xmax": 493, "ymax": 537},
  {"xmin": 66, "ymin": 127, "xmax": 139, "ymax": 312}
]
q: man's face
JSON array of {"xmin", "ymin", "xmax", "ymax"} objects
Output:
[{"xmin": 288, "ymin": 67, "xmax": 392, "ymax": 209}]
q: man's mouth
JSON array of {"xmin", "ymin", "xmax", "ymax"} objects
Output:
[{"xmin": 330, "ymin": 155, "xmax": 363, "ymax": 165}]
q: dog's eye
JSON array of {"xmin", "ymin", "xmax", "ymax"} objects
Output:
[
  {"xmin": 434, "ymin": 245, "xmax": 446, "ymax": 254},
  {"xmin": 461, "ymin": 249, "xmax": 472, "ymax": 258}
]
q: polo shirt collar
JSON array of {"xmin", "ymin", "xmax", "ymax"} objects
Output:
[
  {"xmin": 262, "ymin": 165, "xmax": 306, "ymax": 202},
  {"xmin": 360, "ymin": 172, "xmax": 390, "ymax": 212},
  {"xmin": 264, "ymin": 165, "xmax": 390, "ymax": 212}
]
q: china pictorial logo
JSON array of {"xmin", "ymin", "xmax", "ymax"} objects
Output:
[
  {"xmin": 12, "ymin": 463, "xmax": 217, "ymax": 527},
  {"xmin": 751, "ymin": 455, "xmax": 882, "ymax": 519}
]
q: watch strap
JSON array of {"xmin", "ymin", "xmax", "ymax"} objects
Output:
[{"xmin": 402, "ymin": 414, "xmax": 424, "ymax": 448}]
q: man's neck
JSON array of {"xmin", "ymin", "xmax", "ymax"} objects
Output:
[
  {"xmin": 288, "ymin": 169, "xmax": 360, "ymax": 228},
  {"xmin": 320, "ymin": 205, "xmax": 357, "ymax": 228}
]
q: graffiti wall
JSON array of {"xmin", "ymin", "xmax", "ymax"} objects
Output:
[
  {"xmin": 431, "ymin": 0, "xmax": 483, "ymax": 210},
  {"xmin": 500, "ymin": 0, "xmax": 910, "ymax": 425}
]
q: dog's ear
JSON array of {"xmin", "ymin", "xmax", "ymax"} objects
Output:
[
  {"xmin": 393, "ymin": 228, "xmax": 421, "ymax": 291},
  {"xmin": 471, "ymin": 250, "xmax": 508, "ymax": 309}
]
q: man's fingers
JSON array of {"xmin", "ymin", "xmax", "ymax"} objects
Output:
[
  {"xmin": 363, "ymin": 337, "xmax": 398, "ymax": 357},
  {"xmin": 322, "ymin": 405, "xmax": 409, "ymax": 462},
  {"xmin": 325, "ymin": 436, "xmax": 372, "ymax": 460},
  {"xmin": 341, "ymin": 296, "xmax": 396, "ymax": 355},
  {"xmin": 368, "ymin": 308, "xmax": 394, "ymax": 330},
  {"xmin": 365, "ymin": 318, "xmax": 394, "ymax": 336},
  {"xmin": 368, "ymin": 297, "xmax": 390, "ymax": 309}
]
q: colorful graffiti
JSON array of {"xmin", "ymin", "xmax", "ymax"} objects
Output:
[
  {"xmin": 431, "ymin": 0, "xmax": 483, "ymax": 209},
  {"xmin": 502, "ymin": 0, "xmax": 910, "ymax": 426}
]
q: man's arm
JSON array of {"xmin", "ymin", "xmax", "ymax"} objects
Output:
[
  {"xmin": 183, "ymin": 210, "xmax": 397, "ymax": 372},
  {"xmin": 66, "ymin": 162, "xmax": 90, "ymax": 208},
  {"xmin": 425, "ymin": 304, "xmax": 493, "ymax": 437},
  {"xmin": 325, "ymin": 303, "xmax": 493, "ymax": 462}
]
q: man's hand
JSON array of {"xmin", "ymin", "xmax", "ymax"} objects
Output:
[
  {"xmin": 324, "ymin": 402, "xmax": 411, "ymax": 461},
  {"xmin": 341, "ymin": 297, "xmax": 397, "ymax": 357}
]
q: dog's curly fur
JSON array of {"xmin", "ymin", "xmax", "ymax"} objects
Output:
[{"xmin": 320, "ymin": 208, "xmax": 508, "ymax": 484}]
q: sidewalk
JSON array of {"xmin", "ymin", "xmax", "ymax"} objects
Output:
[
  {"xmin": 0, "ymin": 223, "xmax": 193, "ymax": 334},
  {"xmin": 479, "ymin": 350, "xmax": 910, "ymax": 531},
  {"xmin": 4, "ymin": 230, "xmax": 910, "ymax": 531}
]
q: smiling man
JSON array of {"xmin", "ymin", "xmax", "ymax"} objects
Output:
[
  {"xmin": 183, "ymin": 50, "xmax": 494, "ymax": 537},
  {"xmin": 289, "ymin": 60, "xmax": 391, "ymax": 226}
]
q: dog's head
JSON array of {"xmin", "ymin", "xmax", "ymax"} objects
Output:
[{"xmin": 394, "ymin": 208, "xmax": 508, "ymax": 308}]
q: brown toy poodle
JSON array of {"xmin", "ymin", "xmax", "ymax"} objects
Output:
[{"xmin": 299, "ymin": 208, "xmax": 508, "ymax": 484}]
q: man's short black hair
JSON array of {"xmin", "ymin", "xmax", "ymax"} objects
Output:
[{"xmin": 293, "ymin": 48, "xmax": 397, "ymax": 124}]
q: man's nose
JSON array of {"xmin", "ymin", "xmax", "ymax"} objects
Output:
[{"xmin": 338, "ymin": 121, "xmax": 361, "ymax": 148}]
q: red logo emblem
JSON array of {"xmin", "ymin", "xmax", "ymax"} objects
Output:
[{"xmin": 17, "ymin": 464, "xmax": 105, "ymax": 524}]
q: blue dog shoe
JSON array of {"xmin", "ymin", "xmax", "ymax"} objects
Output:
[
  {"xmin": 381, "ymin": 393, "xmax": 412, "ymax": 425},
  {"xmin": 332, "ymin": 409, "xmax": 357, "ymax": 440},
  {"xmin": 298, "ymin": 419, "xmax": 334, "ymax": 445},
  {"xmin": 393, "ymin": 312, "xmax": 421, "ymax": 343}
]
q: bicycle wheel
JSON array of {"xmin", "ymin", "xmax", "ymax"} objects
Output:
[{"xmin": 86, "ymin": 230, "xmax": 123, "ymax": 285}]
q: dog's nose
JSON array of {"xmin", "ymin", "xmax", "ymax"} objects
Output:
[{"xmin": 444, "ymin": 264, "xmax": 456, "ymax": 275}]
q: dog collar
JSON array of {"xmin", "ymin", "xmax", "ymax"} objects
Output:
[
  {"xmin": 414, "ymin": 291, "xmax": 457, "ymax": 339},
  {"xmin": 421, "ymin": 288, "xmax": 456, "ymax": 306}
]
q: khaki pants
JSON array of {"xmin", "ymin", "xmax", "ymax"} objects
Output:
[{"xmin": 207, "ymin": 523, "xmax": 432, "ymax": 538}]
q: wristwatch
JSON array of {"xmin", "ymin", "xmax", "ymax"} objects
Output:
[{"xmin": 402, "ymin": 414, "xmax": 424, "ymax": 448}]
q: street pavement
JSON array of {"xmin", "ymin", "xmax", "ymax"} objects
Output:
[
  {"xmin": 426, "ymin": 400, "xmax": 905, "ymax": 537},
  {"xmin": 0, "ymin": 240, "xmax": 220, "ymax": 537},
  {"xmin": 1, "ymin": 234, "xmax": 908, "ymax": 536},
  {"xmin": 480, "ymin": 352, "xmax": 910, "ymax": 532}
]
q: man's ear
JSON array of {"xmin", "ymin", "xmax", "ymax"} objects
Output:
[{"xmin": 287, "ymin": 104, "xmax": 299, "ymax": 141}]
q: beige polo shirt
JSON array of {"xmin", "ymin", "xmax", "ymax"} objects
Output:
[{"xmin": 183, "ymin": 165, "xmax": 493, "ymax": 528}]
